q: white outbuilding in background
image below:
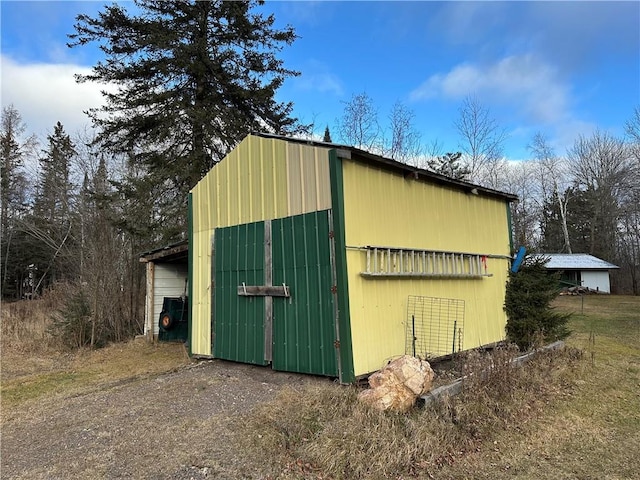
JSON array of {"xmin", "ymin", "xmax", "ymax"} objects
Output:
[{"xmin": 539, "ymin": 253, "xmax": 619, "ymax": 294}]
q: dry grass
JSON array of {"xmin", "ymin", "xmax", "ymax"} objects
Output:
[
  {"xmin": 239, "ymin": 346, "xmax": 585, "ymax": 479},
  {"xmin": 1, "ymin": 295, "xmax": 191, "ymax": 410},
  {"xmin": 1, "ymin": 294, "xmax": 58, "ymax": 353},
  {"xmin": 238, "ymin": 295, "xmax": 640, "ymax": 480}
]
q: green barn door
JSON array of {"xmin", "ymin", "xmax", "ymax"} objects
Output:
[
  {"xmin": 213, "ymin": 221, "xmax": 268, "ymax": 365},
  {"xmin": 271, "ymin": 210, "xmax": 339, "ymax": 377}
]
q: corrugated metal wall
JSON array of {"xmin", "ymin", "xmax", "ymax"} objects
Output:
[
  {"xmin": 210, "ymin": 211, "xmax": 338, "ymax": 375},
  {"xmin": 341, "ymin": 158, "xmax": 512, "ymax": 377},
  {"xmin": 190, "ymin": 136, "xmax": 331, "ymax": 356},
  {"xmin": 581, "ymin": 271, "xmax": 610, "ymax": 293},
  {"xmin": 213, "ymin": 221, "xmax": 267, "ymax": 365},
  {"xmin": 271, "ymin": 210, "xmax": 338, "ymax": 376}
]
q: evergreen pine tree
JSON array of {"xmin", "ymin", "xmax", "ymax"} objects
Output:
[
  {"xmin": 540, "ymin": 186, "xmax": 594, "ymax": 254},
  {"xmin": 32, "ymin": 121, "xmax": 77, "ymax": 290},
  {"xmin": 426, "ymin": 152, "xmax": 470, "ymax": 180},
  {"xmin": 69, "ymin": 0, "xmax": 303, "ymax": 236},
  {"xmin": 504, "ymin": 256, "xmax": 570, "ymax": 350},
  {"xmin": 323, "ymin": 126, "xmax": 332, "ymax": 143},
  {"xmin": 35, "ymin": 122, "xmax": 75, "ymax": 225},
  {"xmin": 0, "ymin": 105, "xmax": 33, "ymax": 298}
]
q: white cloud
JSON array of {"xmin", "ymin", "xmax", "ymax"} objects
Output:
[
  {"xmin": 298, "ymin": 72, "xmax": 343, "ymax": 96},
  {"xmin": 426, "ymin": 3, "xmax": 639, "ymax": 73},
  {"xmin": 428, "ymin": 2, "xmax": 508, "ymax": 47},
  {"xmin": 293, "ymin": 60, "xmax": 344, "ymax": 97},
  {"xmin": 553, "ymin": 119, "xmax": 598, "ymax": 154},
  {"xmin": 410, "ymin": 54, "xmax": 569, "ymax": 124},
  {"xmin": 0, "ymin": 54, "xmax": 109, "ymax": 139},
  {"xmin": 277, "ymin": 1, "xmax": 328, "ymax": 27}
]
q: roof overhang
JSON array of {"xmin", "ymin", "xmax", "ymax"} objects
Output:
[
  {"xmin": 534, "ymin": 253, "xmax": 619, "ymax": 270},
  {"xmin": 251, "ymin": 132, "xmax": 518, "ymax": 203},
  {"xmin": 139, "ymin": 240, "xmax": 188, "ymax": 264}
]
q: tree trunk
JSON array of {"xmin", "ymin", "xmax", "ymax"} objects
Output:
[{"xmin": 558, "ymin": 192, "xmax": 572, "ymax": 254}]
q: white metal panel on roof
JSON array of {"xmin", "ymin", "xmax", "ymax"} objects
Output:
[{"xmin": 537, "ymin": 253, "xmax": 619, "ymax": 270}]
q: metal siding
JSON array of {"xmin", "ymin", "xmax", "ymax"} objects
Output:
[
  {"xmin": 507, "ymin": 202, "xmax": 514, "ymax": 253},
  {"xmin": 343, "ymin": 161, "xmax": 509, "ymax": 253},
  {"xmin": 287, "ymin": 144, "xmax": 302, "ymax": 214},
  {"xmin": 271, "ymin": 210, "xmax": 338, "ymax": 376},
  {"xmin": 214, "ymin": 221, "xmax": 267, "ymax": 365},
  {"xmin": 346, "ymin": 252, "xmax": 511, "ymax": 375},
  {"xmin": 581, "ymin": 270, "xmax": 610, "ymax": 293},
  {"xmin": 144, "ymin": 262, "xmax": 154, "ymax": 338},
  {"xmin": 301, "ymin": 147, "xmax": 317, "ymax": 212},
  {"xmin": 191, "ymin": 228, "xmax": 211, "ymax": 354},
  {"xmin": 190, "ymin": 135, "xmax": 332, "ymax": 356},
  {"xmin": 152, "ymin": 264, "xmax": 188, "ymax": 336},
  {"xmin": 286, "ymin": 143, "xmax": 333, "ymax": 216},
  {"xmin": 317, "ymin": 149, "xmax": 332, "ymax": 212},
  {"xmin": 340, "ymin": 159, "xmax": 512, "ymax": 377}
]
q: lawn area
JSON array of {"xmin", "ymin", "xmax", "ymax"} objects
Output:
[
  {"xmin": 436, "ymin": 294, "xmax": 640, "ymax": 479},
  {"xmin": 0, "ymin": 340, "xmax": 191, "ymax": 409},
  {"xmin": 559, "ymin": 294, "xmax": 640, "ymax": 353}
]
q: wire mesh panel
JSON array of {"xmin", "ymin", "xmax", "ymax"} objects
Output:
[{"xmin": 406, "ymin": 295, "xmax": 465, "ymax": 359}]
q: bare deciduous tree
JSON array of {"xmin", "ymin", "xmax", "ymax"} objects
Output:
[
  {"xmin": 454, "ymin": 95, "xmax": 508, "ymax": 187},
  {"xmin": 1, "ymin": 105, "xmax": 37, "ymax": 298},
  {"xmin": 624, "ymin": 105, "xmax": 640, "ymax": 165},
  {"xmin": 336, "ymin": 92, "xmax": 381, "ymax": 151},
  {"xmin": 387, "ymin": 100, "xmax": 422, "ymax": 163},
  {"xmin": 425, "ymin": 138, "xmax": 444, "ymax": 159},
  {"xmin": 568, "ymin": 130, "xmax": 631, "ymax": 261},
  {"xmin": 505, "ymin": 160, "xmax": 539, "ymax": 249},
  {"xmin": 620, "ymin": 107, "xmax": 640, "ymax": 293},
  {"xmin": 529, "ymin": 132, "xmax": 572, "ymax": 253}
]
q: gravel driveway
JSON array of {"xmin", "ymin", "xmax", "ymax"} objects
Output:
[{"xmin": 1, "ymin": 359, "xmax": 332, "ymax": 479}]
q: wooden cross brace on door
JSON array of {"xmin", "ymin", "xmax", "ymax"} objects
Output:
[{"xmin": 237, "ymin": 282, "xmax": 290, "ymax": 297}]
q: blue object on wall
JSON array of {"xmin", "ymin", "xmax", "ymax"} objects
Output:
[{"xmin": 511, "ymin": 246, "xmax": 526, "ymax": 273}]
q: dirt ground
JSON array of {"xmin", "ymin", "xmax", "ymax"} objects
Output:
[{"xmin": 1, "ymin": 358, "xmax": 333, "ymax": 479}]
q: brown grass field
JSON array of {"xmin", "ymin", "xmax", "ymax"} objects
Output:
[{"xmin": 1, "ymin": 294, "xmax": 639, "ymax": 479}]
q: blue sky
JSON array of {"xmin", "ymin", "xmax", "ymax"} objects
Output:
[{"xmin": 1, "ymin": 1, "xmax": 638, "ymax": 160}]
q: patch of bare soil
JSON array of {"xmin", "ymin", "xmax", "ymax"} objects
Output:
[{"xmin": 1, "ymin": 359, "xmax": 333, "ymax": 479}]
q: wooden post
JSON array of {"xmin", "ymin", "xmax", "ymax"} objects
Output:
[
  {"xmin": 264, "ymin": 220, "xmax": 273, "ymax": 362},
  {"xmin": 146, "ymin": 261, "xmax": 155, "ymax": 342}
]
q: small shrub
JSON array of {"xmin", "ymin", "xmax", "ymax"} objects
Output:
[
  {"xmin": 505, "ymin": 255, "xmax": 571, "ymax": 350},
  {"xmin": 49, "ymin": 287, "xmax": 94, "ymax": 349},
  {"xmin": 461, "ymin": 344, "xmax": 520, "ymax": 398}
]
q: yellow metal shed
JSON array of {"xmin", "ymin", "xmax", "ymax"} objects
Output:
[{"xmin": 189, "ymin": 133, "xmax": 517, "ymax": 383}]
